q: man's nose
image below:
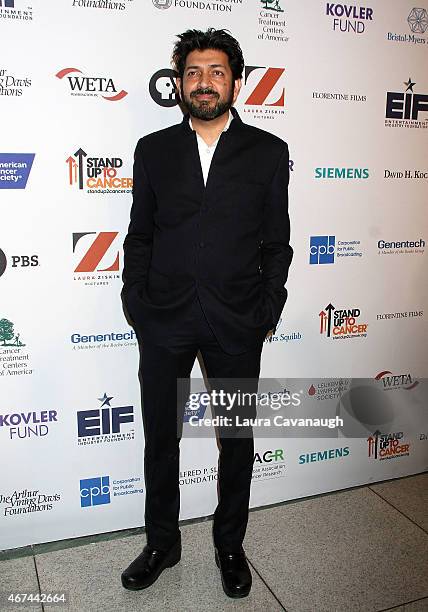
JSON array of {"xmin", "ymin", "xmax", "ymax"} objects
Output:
[{"xmin": 198, "ymin": 70, "xmax": 212, "ymax": 89}]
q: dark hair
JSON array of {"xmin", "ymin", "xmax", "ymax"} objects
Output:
[{"xmin": 172, "ymin": 28, "xmax": 244, "ymax": 80}]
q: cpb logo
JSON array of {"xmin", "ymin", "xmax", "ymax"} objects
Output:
[
  {"xmin": 244, "ymin": 66, "xmax": 285, "ymax": 106},
  {"xmin": 80, "ymin": 476, "xmax": 110, "ymax": 507},
  {"xmin": 310, "ymin": 236, "xmax": 335, "ymax": 264},
  {"xmin": 73, "ymin": 232, "xmax": 119, "ymax": 273}
]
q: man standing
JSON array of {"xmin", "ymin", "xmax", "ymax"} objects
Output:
[{"xmin": 121, "ymin": 28, "xmax": 292, "ymax": 598}]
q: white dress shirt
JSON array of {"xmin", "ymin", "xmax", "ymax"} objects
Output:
[{"xmin": 189, "ymin": 111, "xmax": 233, "ymax": 185}]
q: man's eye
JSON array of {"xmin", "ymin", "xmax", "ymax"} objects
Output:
[
  {"xmin": 213, "ymin": 71, "xmax": 224, "ymax": 76},
  {"xmin": 187, "ymin": 71, "xmax": 198, "ymax": 77}
]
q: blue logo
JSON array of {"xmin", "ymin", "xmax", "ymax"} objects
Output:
[
  {"xmin": 77, "ymin": 394, "xmax": 134, "ymax": 443},
  {"xmin": 0, "ymin": 1, "xmax": 15, "ymax": 7},
  {"xmin": 184, "ymin": 393, "xmax": 208, "ymax": 423},
  {"xmin": 0, "ymin": 154, "xmax": 35, "ymax": 189},
  {"xmin": 80, "ymin": 476, "xmax": 110, "ymax": 507},
  {"xmin": 310, "ymin": 236, "xmax": 335, "ymax": 264}
]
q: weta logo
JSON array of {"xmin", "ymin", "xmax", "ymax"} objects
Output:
[
  {"xmin": 244, "ymin": 66, "xmax": 285, "ymax": 106},
  {"xmin": 375, "ymin": 370, "xmax": 419, "ymax": 391},
  {"xmin": 56, "ymin": 68, "xmax": 127, "ymax": 102},
  {"xmin": 73, "ymin": 232, "xmax": 119, "ymax": 275}
]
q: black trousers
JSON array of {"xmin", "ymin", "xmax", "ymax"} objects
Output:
[{"xmin": 138, "ymin": 295, "xmax": 264, "ymax": 553}]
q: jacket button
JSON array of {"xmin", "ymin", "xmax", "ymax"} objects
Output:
[{"xmin": 199, "ymin": 241, "xmax": 205, "ymax": 248}]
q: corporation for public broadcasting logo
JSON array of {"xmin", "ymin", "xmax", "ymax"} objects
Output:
[
  {"xmin": 80, "ymin": 474, "xmax": 143, "ymax": 507},
  {"xmin": 56, "ymin": 67, "xmax": 127, "ymax": 101},
  {"xmin": 309, "ymin": 236, "xmax": 363, "ymax": 264},
  {"xmin": 72, "ymin": 232, "xmax": 120, "ymax": 286}
]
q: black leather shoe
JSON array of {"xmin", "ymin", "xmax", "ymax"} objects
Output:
[
  {"xmin": 121, "ymin": 537, "xmax": 181, "ymax": 590},
  {"xmin": 215, "ymin": 548, "xmax": 252, "ymax": 598}
]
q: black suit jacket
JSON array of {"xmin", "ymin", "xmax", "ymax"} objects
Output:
[{"xmin": 122, "ymin": 107, "xmax": 293, "ymax": 355}]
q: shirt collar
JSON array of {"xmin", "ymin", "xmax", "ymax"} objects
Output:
[{"xmin": 189, "ymin": 110, "xmax": 233, "ymax": 134}]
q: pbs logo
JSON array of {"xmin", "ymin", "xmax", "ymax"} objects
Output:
[
  {"xmin": 149, "ymin": 69, "xmax": 178, "ymax": 107},
  {"xmin": 0, "ymin": 249, "xmax": 39, "ymax": 278}
]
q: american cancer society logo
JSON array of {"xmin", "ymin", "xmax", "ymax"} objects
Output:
[{"xmin": 0, "ymin": 154, "xmax": 34, "ymax": 189}]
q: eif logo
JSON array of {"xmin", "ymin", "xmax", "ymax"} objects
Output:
[
  {"xmin": 0, "ymin": 1, "xmax": 15, "ymax": 7},
  {"xmin": 385, "ymin": 79, "xmax": 428, "ymax": 128},
  {"xmin": 80, "ymin": 476, "xmax": 110, "ymax": 507},
  {"xmin": 56, "ymin": 68, "xmax": 127, "ymax": 101},
  {"xmin": 77, "ymin": 393, "xmax": 134, "ymax": 444},
  {"xmin": 310, "ymin": 236, "xmax": 335, "ymax": 264},
  {"xmin": 73, "ymin": 232, "xmax": 120, "ymax": 287}
]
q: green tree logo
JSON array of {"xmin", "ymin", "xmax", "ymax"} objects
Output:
[
  {"xmin": 0, "ymin": 319, "xmax": 25, "ymax": 347},
  {"xmin": 260, "ymin": 0, "xmax": 284, "ymax": 12}
]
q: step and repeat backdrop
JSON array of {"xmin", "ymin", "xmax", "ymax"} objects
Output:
[{"xmin": 1, "ymin": 0, "xmax": 428, "ymax": 550}]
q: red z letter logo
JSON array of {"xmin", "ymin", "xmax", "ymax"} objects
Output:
[{"xmin": 73, "ymin": 232, "xmax": 119, "ymax": 272}]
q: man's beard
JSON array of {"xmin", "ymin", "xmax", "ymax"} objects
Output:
[{"xmin": 181, "ymin": 84, "xmax": 234, "ymax": 121}]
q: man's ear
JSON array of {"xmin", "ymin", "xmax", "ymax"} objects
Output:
[
  {"xmin": 175, "ymin": 77, "xmax": 182, "ymax": 101},
  {"xmin": 232, "ymin": 78, "xmax": 242, "ymax": 105}
]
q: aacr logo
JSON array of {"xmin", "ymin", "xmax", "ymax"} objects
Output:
[{"xmin": 254, "ymin": 449, "xmax": 284, "ymax": 463}]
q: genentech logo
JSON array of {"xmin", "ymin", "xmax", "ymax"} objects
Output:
[
  {"xmin": 66, "ymin": 148, "xmax": 132, "ymax": 194},
  {"xmin": 319, "ymin": 304, "xmax": 368, "ymax": 339},
  {"xmin": 385, "ymin": 78, "xmax": 428, "ymax": 128},
  {"xmin": 242, "ymin": 66, "xmax": 285, "ymax": 119},
  {"xmin": 72, "ymin": 232, "xmax": 120, "ymax": 286},
  {"xmin": 56, "ymin": 68, "xmax": 127, "ymax": 101}
]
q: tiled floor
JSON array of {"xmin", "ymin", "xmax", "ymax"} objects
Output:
[{"xmin": 2, "ymin": 473, "xmax": 427, "ymax": 612}]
